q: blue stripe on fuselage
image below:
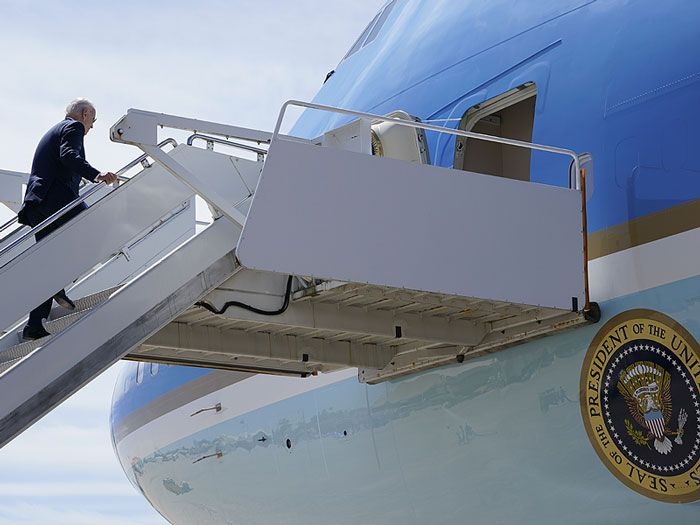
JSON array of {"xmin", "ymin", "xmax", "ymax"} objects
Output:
[{"xmin": 111, "ymin": 363, "xmax": 213, "ymax": 429}]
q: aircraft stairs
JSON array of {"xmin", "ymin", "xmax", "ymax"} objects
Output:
[
  {"xmin": 0, "ymin": 135, "xmax": 258, "ymax": 448},
  {"xmin": 0, "ymin": 100, "xmax": 598, "ymax": 448}
]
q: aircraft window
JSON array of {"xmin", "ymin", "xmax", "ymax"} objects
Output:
[
  {"xmin": 136, "ymin": 362, "xmax": 144, "ymax": 385},
  {"xmin": 343, "ymin": 0, "xmax": 397, "ymax": 61},
  {"xmin": 150, "ymin": 362, "xmax": 159, "ymax": 376},
  {"xmin": 364, "ymin": 0, "xmax": 397, "ymax": 46},
  {"xmin": 455, "ymin": 82, "xmax": 537, "ymax": 182},
  {"xmin": 344, "ymin": 11, "xmax": 381, "ymax": 60}
]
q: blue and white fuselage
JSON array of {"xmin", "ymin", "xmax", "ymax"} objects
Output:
[{"xmin": 111, "ymin": 2, "xmax": 700, "ymax": 523}]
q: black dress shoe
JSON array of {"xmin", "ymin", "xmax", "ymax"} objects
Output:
[
  {"xmin": 53, "ymin": 290, "xmax": 76, "ymax": 310},
  {"xmin": 22, "ymin": 325, "xmax": 51, "ymax": 341}
]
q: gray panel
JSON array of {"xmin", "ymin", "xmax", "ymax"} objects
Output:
[{"xmin": 238, "ymin": 140, "xmax": 585, "ymax": 310}]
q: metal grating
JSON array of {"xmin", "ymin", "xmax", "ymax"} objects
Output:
[
  {"xmin": 139, "ymin": 280, "xmax": 589, "ymax": 383},
  {"xmin": 0, "ymin": 286, "xmax": 122, "ymax": 371}
]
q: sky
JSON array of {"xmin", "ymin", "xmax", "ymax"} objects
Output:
[{"xmin": 0, "ymin": 1, "xmax": 380, "ymax": 523}]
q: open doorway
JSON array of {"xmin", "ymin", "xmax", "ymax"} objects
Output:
[{"xmin": 454, "ymin": 82, "xmax": 537, "ymax": 182}]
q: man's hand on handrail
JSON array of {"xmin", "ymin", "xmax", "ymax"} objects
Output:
[{"xmin": 96, "ymin": 172, "xmax": 118, "ymax": 185}]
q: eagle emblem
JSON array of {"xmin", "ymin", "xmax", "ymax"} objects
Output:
[
  {"xmin": 580, "ymin": 309, "xmax": 700, "ymax": 503},
  {"xmin": 617, "ymin": 361, "xmax": 687, "ymax": 455}
]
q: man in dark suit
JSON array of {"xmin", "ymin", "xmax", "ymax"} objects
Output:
[{"xmin": 17, "ymin": 99, "xmax": 117, "ymax": 340}]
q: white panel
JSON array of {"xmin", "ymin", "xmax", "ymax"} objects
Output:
[
  {"xmin": 177, "ymin": 145, "xmax": 261, "ymax": 213},
  {"xmin": 0, "ymin": 170, "xmax": 27, "ymax": 212},
  {"xmin": 69, "ymin": 199, "xmax": 196, "ymax": 299},
  {"xmin": 321, "ymin": 118, "xmax": 371, "ymax": 154},
  {"xmin": 238, "ymin": 139, "xmax": 585, "ymax": 310}
]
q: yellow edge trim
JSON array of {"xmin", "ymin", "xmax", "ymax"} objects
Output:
[{"xmin": 589, "ymin": 198, "xmax": 700, "ymax": 260}]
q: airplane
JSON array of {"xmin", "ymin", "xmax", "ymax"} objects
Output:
[{"xmin": 3, "ymin": 0, "xmax": 700, "ymax": 523}]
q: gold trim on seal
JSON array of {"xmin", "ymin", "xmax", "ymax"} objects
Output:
[{"xmin": 580, "ymin": 309, "xmax": 700, "ymax": 503}]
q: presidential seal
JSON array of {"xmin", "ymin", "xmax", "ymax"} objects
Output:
[{"xmin": 580, "ymin": 309, "xmax": 700, "ymax": 503}]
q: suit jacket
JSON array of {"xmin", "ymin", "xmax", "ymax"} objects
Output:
[{"xmin": 17, "ymin": 118, "xmax": 100, "ymax": 225}]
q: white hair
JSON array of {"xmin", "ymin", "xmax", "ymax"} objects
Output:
[{"xmin": 65, "ymin": 98, "xmax": 95, "ymax": 118}]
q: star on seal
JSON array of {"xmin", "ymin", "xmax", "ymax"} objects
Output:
[{"xmin": 581, "ymin": 309, "xmax": 700, "ymax": 503}]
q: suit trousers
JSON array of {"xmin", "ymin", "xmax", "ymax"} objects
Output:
[{"xmin": 20, "ymin": 202, "xmax": 87, "ymax": 327}]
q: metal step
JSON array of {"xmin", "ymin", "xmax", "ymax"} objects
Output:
[
  {"xmin": 47, "ymin": 286, "xmax": 120, "ymax": 323},
  {"xmin": 0, "ymin": 287, "xmax": 121, "ymax": 366},
  {"xmin": 45, "ymin": 308, "xmax": 96, "ymax": 336},
  {"xmin": 0, "ymin": 357, "xmax": 22, "ymax": 375},
  {"xmin": 65, "ymin": 286, "xmax": 120, "ymax": 312},
  {"xmin": 0, "ymin": 338, "xmax": 48, "ymax": 365}
]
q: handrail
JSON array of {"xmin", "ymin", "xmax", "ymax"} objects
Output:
[
  {"xmin": 0, "ymin": 138, "xmax": 178, "ymax": 260},
  {"xmin": 112, "ymin": 108, "xmax": 272, "ymax": 145},
  {"xmin": 273, "ymin": 100, "xmax": 582, "ymax": 189},
  {"xmin": 187, "ymin": 134, "xmax": 267, "ymax": 156},
  {"xmin": 116, "ymin": 138, "xmax": 178, "ymax": 177},
  {"xmin": 0, "ymin": 186, "xmax": 103, "ymax": 259},
  {"xmin": 0, "ymin": 179, "xmax": 109, "ymax": 243},
  {"xmin": 0, "ymin": 178, "xmax": 104, "ymax": 240},
  {"xmin": 0, "ymin": 216, "xmax": 18, "ymax": 234}
]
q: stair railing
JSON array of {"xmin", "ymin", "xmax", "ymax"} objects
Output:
[
  {"xmin": 0, "ymin": 138, "xmax": 178, "ymax": 258},
  {"xmin": 273, "ymin": 100, "xmax": 583, "ymax": 189},
  {"xmin": 186, "ymin": 134, "xmax": 267, "ymax": 162}
]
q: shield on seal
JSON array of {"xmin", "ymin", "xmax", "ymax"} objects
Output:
[{"xmin": 644, "ymin": 410, "xmax": 666, "ymax": 441}]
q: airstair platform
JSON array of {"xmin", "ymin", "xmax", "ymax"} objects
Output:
[
  {"xmin": 116, "ymin": 102, "xmax": 597, "ymax": 383},
  {"xmin": 0, "ymin": 100, "xmax": 597, "ymax": 447},
  {"xmin": 138, "ymin": 278, "xmax": 587, "ymax": 384}
]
